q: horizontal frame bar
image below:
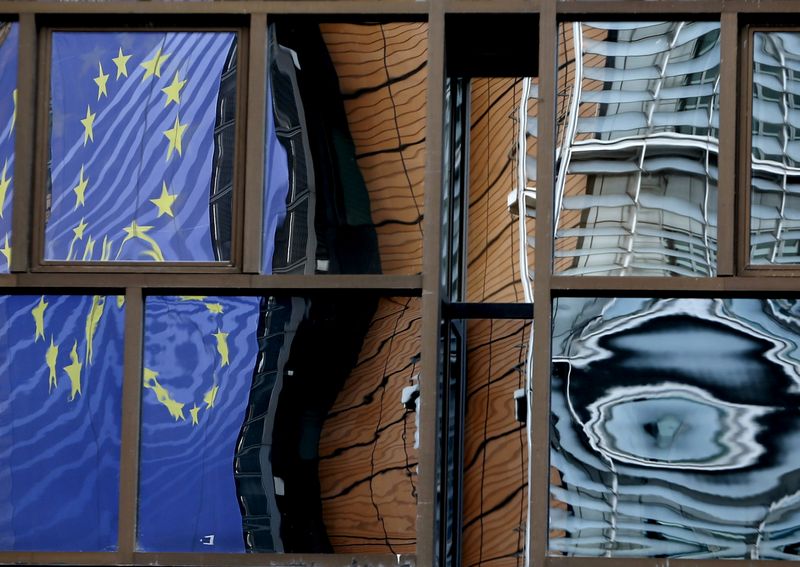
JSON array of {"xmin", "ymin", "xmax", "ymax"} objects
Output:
[
  {"xmin": 443, "ymin": 301, "xmax": 533, "ymax": 319},
  {"xmin": 0, "ymin": 273, "xmax": 423, "ymax": 290},
  {"xmin": 551, "ymin": 275, "xmax": 800, "ymax": 293},
  {"xmin": 0, "ymin": 2, "xmax": 430, "ymax": 15},
  {"xmin": 0, "ymin": 552, "xmax": 415, "ymax": 567}
]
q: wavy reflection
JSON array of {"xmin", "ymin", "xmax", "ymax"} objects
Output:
[
  {"xmin": 540, "ymin": 22, "xmax": 721, "ymax": 276},
  {"xmin": 550, "ymin": 298, "xmax": 800, "ymax": 559},
  {"xmin": 750, "ymin": 33, "xmax": 800, "ymax": 265}
]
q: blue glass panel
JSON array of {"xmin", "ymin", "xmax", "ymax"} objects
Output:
[
  {"xmin": 0, "ymin": 23, "xmax": 18, "ymax": 273},
  {"xmin": 0, "ymin": 294, "xmax": 125, "ymax": 550},
  {"xmin": 137, "ymin": 294, "xmax": 417, "ymax": 554},
  {"xmin": 138, "ymin": 295, "xmax": 261, "ymax": 552},
  {"xmin": 45, "ymin": 31, "xmax": 237, "ymax": 263},
  {"xmin": 551, "ymin": 297, "xmax": 800, "ymax": 559}
]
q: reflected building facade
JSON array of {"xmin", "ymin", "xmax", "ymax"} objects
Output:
[{"xmin": 550, "ymin": 297, "xmax": 800, "ymax": 559}]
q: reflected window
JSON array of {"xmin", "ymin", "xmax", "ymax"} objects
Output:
[
  {"xmin": 0, "ymin": 294, "xmax": 125, "ymax": 551},
  {"xmin": 138, "ymin": 294, "xmax": 419, "ymax": 554},
  {"xmin": 0, "ymin": 23, "xmax": 17, "ymax": 273},
  {"xmin": 263, "ymin": 20, "xmax": 427, "ymax": 275},
  {"xmin": 750, "ymin": 32, "xmax": 800, "ymax": 265},
  {"xmin": 551, "ymin": 297, "xmax": 800, "ymax": 559},
  {"xmin": 552, "ymin": 22, "xmax": 721, "ymax": 276},
  {"xmin": 44, "ymin": 31, "xmax": 238, "ymax": 263}
]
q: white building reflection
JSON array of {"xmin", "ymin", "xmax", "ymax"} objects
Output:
[{"xmin": 551, "ymin": 297, "xmax": 800, "ymax": 559}]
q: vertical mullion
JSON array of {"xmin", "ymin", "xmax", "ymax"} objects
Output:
[
  {"xmin": 531, "ymin": 1, "xmax": 556, "ymax": 566},
  {"xmin": 739, "ymin": 24, "xmax": 754, "ymax": 274},
  {"xmin": 717, "ymin": 12, "xmax": 738, "ymax": 276},
  {"xmin": 242, "ymin": 14, "xmax": 266, "ymax": 274},
  {"xmin": 117, "ymin": 286, "xmax": 143, "ymax": 561},
  {"xmin": 10, "ymin": 13, "xmax": 35, "ymax": 272},
  {"xmin": 418, "ymin": 3, "xmax": 444, "ymax": 566}
]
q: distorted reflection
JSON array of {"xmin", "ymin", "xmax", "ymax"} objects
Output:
[
  {"xmin": 751, "ymin": 33, "xmax": 800, "ymax": 265},
  {"xmin": 0, "ymin": 295, "xmax": 125, "ymax": 551},
  {"xmin": 0, "ymin": 23, "xmax": 17, "ymax": 274},
  {"xmin": 264, "ymin": 21, "xmax": 427, "ymax": 275},
  {"xmin": 137, "ymin": 295, "xmax": 419, "ymax": 554},
  {"xmin": 45, "ymin": 32, "xmax": 237, "ymax": 262},
  {"xmin": 548, "ymin": 22, "xmax": 720, "ymax": 276},
  {"xmin": 551, "ymin": 297, "xmax": 800, "ymax": 559}
]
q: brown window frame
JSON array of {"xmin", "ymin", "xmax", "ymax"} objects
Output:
[
  {"xmin": 30, "ymin": 19, "xmax": 250, "ymax": 273},
  {"xmin": 2, "ymin": 2, "xmax": 800, "ymax": 567}
]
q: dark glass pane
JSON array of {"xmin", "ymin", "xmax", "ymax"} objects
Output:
[
  {"xmin": 138, "ymin": 295, "xmax": 419, "ymax": 553},
  {"xmin": 555, "ymin": 22, "xmax": 720, "ymax": 276},
  {"xmin": 263, "ymin": 21, "xmax": 427, "ymax": 275},
  {"xmin": 0, "ymin": 294, "xmax": 124, "ymax": 550},
  {"xmin": 0, "ymin": 23, "xmax": 18, "ymax": 273},
  {"xmin": 45, "ymin": 32, "xmax": 237, "ymax": 263},
  {"xmin": 551, "ymin": 297, "xmax": 800, "ymax": 559},
  {"xmin": 750, "ymin": 32, "xmax": 800, "ymax": 265}
]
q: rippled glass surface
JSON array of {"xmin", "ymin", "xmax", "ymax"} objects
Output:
[
  {"xmin": 0, "ymin": 294, "xmax": 124, "ymax": 550},
  {"xmin": 553, "ymin": 22, "xmax": 720, "ymax": 276},
  {"xmin": 45, "ymin": 32, "xmax": 237, "ymax": 263},
  {"xmin": 466, "ymin": 78, "xmax": 536, "ymax": 302},
  {"xmin": 263, "ymin": 21, "xmax": 426, "ymax": 275},
  {"xmin": 551, "ymin": 297, "xmax": 800, "ymax": 559},
  {"xmin": 0, "ymin": 24, "xmax": 16, "ymax": 273},
  {"xmin": 138, "ymin": 295, "xmax": 419, "ymax": 553},
  {"xmin": 461, "ymin": 319, "xmax": 530, "ymax": 566},
  {"xmin": 750, "ymin": 33, "xmax": 800, "ymax": 265}
]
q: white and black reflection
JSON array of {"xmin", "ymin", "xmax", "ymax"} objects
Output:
[{"xmin": 550, "ymin": 298, "xmax": 800, "ymax": 559}]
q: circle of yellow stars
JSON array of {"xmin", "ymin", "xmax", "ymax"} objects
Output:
[{"xmin": 69, "ymin": 39, "xmax": 192, "ymax": 261}]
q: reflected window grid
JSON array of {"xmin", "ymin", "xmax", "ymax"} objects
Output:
[
  {"xmin": 750, "ymin": 32, "xmax": 800, "ymax": 265},
  {"xmin": 545, "ymin": 22, "xmax": 721, "ymax": 277}
]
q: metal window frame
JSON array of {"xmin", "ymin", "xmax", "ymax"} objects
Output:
[{"xmin": 0, "ymin": 1, "xmax": 800, "ymax": 567}]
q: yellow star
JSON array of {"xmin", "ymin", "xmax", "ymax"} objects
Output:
[
  {"xmin": 204, "ymin": 385, "xmax": 219, "ymax": 409},
  {"xmin": 161, "ymin": 71, "xmax": 186, "ymax": 107},
  {"xmin": 31, "ymin": 295, "xmax": 47, "ymax": 342},
  {"xmin": 81, "ymin": 105, "xmax": 95, "ymax": 146},
  {"xmin": 122, "ymin": 220, "xmax": 152, "ymax": 240},
  {"xmin": 190, "ymin": 404, "xmax": 201, "ymax": 426},
  {"xmin": 205, "ymin": 303, "xmax": 224, "ymax": 314},
  {"xmin": 0, "ymin": 234, "xmax": 10, "ymax": 267},
  {"xmin": 140, "ymin": 47, "xmax": 170, "ymax": 81},
  {"xmin": 149, "ymin": 181, "xmax": 177, "ymax": 218},
  {"xmin": 212, "ymin": 329, "xmax": 229, "ymax": 367},
  {"xmin": 73, "ymin": 217, "xmax": 88, "ymax": 240},
  {"xmin": 94, "ymin": 62, "xmax": 109, "ymax": 99},
  {"xmin": 73, "ymin": 165, "xmax": 89, "ymax": 209},
  {"xmin": 64, "ymin": 340, "xmax": 83, "ymax": 401},
  {"xmin": 112, "ymin": 47, "xmax": 131, "ymax": 79},
  {"xmin": 0, "ymin": 159, "xmax": 10, "ymax": 219},
  {"xmin": 163, "ymin": 115, "xmax": 187, "ymax": 160},
  {"xmin": 46, "ymin": 335, "xmax": 59, "ymax": 393}
]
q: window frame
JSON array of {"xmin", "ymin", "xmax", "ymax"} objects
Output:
[{"xmin": 5, "ymin": 2, "xmax": 800, "ymax": 567}]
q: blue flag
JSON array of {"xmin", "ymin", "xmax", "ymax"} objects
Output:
[
  {"xmin": 0, "ymin": 23, "xmax": 17, "ymax": 273},
  {"xmin": 45, "ymin": 32, "xmax": 236, "ymax": 263}
]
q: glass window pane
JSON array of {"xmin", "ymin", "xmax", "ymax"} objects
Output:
[
  {"xmin": 460, "ymin": 319, "xmax": 530, "ymax": 566},
  {"xmin": 45, "ymin": 31, "xmax": 237, "ymax": 263},
  {"xmin": 263, "ymin": 21, "xmax": 427, "ymax": 275},
  {"xmin": 551, "ymin": 297, "xmax": 800, "ymax": 559},
  {"xmin": 138, "ymin": 294, "xmax": 419, "ymax": 553},
  {"xmin": 466, "ymin": 78, "xmax": 536, "ymax": 302},
  {"xmin": 750, "ymin": 32, "xmax": 800, "ymax": 265},
  {"xmin": 0, "ymin": 23, "xmax": 17, "ymax": 273},
  {"xmin": 554, "ymin": 22, "xmax": 720, "ymax": 276},
  {"xmin": 0, "ymin": 294, "xmax": 125, "ymax": 550}
]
